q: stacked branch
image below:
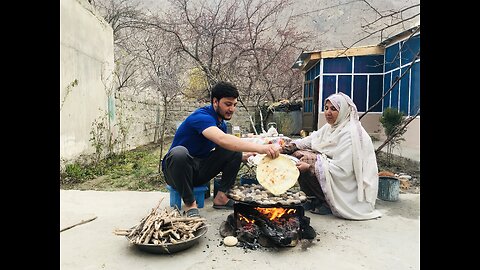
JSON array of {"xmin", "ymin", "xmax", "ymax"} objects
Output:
[{"xmin": 114, "ymin": 200, "xmax": 206, "ymax": 245}]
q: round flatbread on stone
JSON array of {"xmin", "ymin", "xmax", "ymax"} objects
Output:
[{"xmin": 256, "ymin": 154, "xmax": 300, "ymax": 195}]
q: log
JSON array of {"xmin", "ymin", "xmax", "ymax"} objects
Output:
[{"xmin": 60, "ymin": 216, "xmax": 97, "ymax": 233}]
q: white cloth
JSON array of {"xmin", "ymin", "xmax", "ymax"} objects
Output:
[{"xmin": 294, "ymin": 93, "xmax": 381, "ymax": 220}]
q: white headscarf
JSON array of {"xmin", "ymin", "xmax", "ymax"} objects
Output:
[
  {"xmin": 293, "ymin": 93, "xmax": 380, "ymax": 219},
  {"xmin": 325, "ymin": 92, "xmax": 376, "ymax": 203}
]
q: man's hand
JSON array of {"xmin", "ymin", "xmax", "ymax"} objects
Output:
[{"xmin": 259, "ymin": 144, "xmax": 281, "ymax": 159}]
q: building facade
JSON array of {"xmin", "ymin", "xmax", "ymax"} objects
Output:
[{"xmin": 293, "ymin": 25, "xmax": 420, "ymax": 151}]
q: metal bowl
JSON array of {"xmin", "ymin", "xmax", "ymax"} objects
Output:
[{"xmin": 127, "ymin": 226, "xmax": 208, "ymax": 254}]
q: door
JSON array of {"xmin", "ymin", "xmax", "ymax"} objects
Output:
[{"xmin": 302, "ymin": 78, "xmax": 319, "ymax": 132}]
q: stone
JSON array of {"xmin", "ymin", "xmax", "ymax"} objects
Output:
[{"xmin": 224, "ymin": 236, "xmax": 239, "ymax": 247}]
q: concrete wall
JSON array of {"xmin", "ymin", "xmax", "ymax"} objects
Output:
[{"xmin": 60, "ymin": 0, "xmax": 114, "ymax": 162}]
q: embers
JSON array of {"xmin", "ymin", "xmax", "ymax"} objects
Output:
[{"xmin": 219, "ymin": 201, "xmax": 316, "ymax": 249}]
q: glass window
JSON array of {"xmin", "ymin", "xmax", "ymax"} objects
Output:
[
  {"xmin": 368, "ymin": 75, "xmax": 383, "ymax": 112},
  {"xmin": 409, "ymin": 62, "xmax": 420, "ymax": 116},
  {"xmin": 385, "ymin": 44, "xmax": 400, "ymax": 72},
  {"xmin": 353, "ymin": 75, "xmax": 367, "ymax": 112},
  {"xmin": 323, "ymin": 57, "xmax": 352, "ymax": 73},
  {"xmin": 338, "ymin": 75, "xmax": 352, "ymax": 97},
  {"xmin": 354, "ymin": 55, "xmax": 384, "ymax": 73}
]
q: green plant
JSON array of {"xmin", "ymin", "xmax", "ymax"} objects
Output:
[
  {"xmin": 379, "ymin": 107, "xmax": 406, "ymax": 165},
  {"xmin": 60, "ymin": 143, "xmax": 167, "ymax": 191},
  {"xmin": 60, "ymin": 79, "xmax": 79, "ymax": 111},
  {"xmin": 61, "ymin": 162, "xmax": 96, "ymax": 185}
]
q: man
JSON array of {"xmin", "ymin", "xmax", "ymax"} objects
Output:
[{"xmin": 162, "ymin": 81, "xmax": 281, "ymax": 217}]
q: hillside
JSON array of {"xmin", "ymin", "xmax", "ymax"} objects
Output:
[{"xmin": 141, "ymin": 0, "xmax": 420, "ymax": 51}]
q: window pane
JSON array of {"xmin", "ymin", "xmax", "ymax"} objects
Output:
[
  {"xmin": 390, "ymin": 70, "xmax": 400, "ymax": 109},
  {"xmin": 368, "ymin": 75, "xmax": 383, "ymax": 112},
  {"xmin": 322, "ymin": 75, "xmax": 336, "ymax": 103},
  {"xmin": 385, "ymin": 44, "xmax": 400, "ymax": 72},
  {"xmin": 323, "ymin": 57, "xmax": 352, "ymax": 73},
  {"xmin": 401, "ymin": 34, "xmax": 420, "ymax": 65},
  {"xmin": 353, "ymin": 75, "xmax": 367, "ymax": 112},
  {"xmin": 338, "ymin": 75, "xmax": 352, "ymax": 97},
  {"xmin": 383, "ymin": 73, "xmax": 391, "ymax": 109},
  {"xmin": 399, "ymin": 67, "xmax": 410, "ymax": 115},
  {"xmin": 409, "ymin": 62, "xmax": 420, "ymax": 116},
  {"xmin": 354, "ymin": 55, "xmax": 384, "ymax": 73}
]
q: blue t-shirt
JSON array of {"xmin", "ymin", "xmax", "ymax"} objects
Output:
[{"xmin": 164, "ymin": 105, "xmax": 227, "ymax": 166}]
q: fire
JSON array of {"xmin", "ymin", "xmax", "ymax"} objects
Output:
[
  {"xmin": 239, "ymin": 213, "xmax": 255, "ymax": 224},
  {"xmin": 254, "ymin": 207, "xmax": 296, "ymax": 220}
]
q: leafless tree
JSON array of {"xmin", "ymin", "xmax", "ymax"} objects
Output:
[
  {"xmin": 145, "ymin": 0, "xmax": 311, "ymax": 132},
  {"xmin": 92, "ymin": 0, "xmax": 146, "ymax": 46},
  {"xmin": 130, "ymin": 28, "xmax": 185, "ymax": 166},
  {"xmin": 353, "ymin": 1, "xmax": 420, "ymax": 117},
  {"xmin": 92, "ymin": 0, "xmax": 151, "ymax": 154},
  {"xmin": 348, "ymin": 0, "xmax": 420, "ymax": 154},
  {"xmin": 348, "ymin": 0, "xmax": 420, "ymax": 50}
]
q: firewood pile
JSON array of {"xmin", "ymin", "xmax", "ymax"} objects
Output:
[{"xmin": 114, "ymin": 199, "xmax": 207, "ymax": 245}]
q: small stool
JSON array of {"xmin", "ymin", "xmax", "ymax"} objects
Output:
[{"xmin": 166, "ymin": 185, "xmax": 208, "ymax": 209}]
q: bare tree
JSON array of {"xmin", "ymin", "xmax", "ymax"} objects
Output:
[
  {"xmin": 93, "ymin": 0, "xmax": 152, "ymax": 155},
  {"xmin": 345, "ymin": 1, "xmax": 420, "ymax": 154},
  {"xmin": 130, "ymin": 28, "xmax": 184, "ymax": 169},
  {"xmin": 145, "ymin": 0, "xmax": 311, "ymax": 132},
  {"xmin": 92, "ymin": 0, "xmax": 146, "ymax": 46}
]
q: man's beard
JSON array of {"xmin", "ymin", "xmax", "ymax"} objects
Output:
[{"xmin": 215, "ymin": 107, "xmax": 232, "ymax": 120}]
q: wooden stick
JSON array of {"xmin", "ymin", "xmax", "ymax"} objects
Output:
[{"xmin": 60, "ymin": 216, "xmax": 97, "ymax": 233}]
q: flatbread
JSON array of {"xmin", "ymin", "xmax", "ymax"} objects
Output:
[{"xmin": 256, "ymin": 154, "xmax": 300, "ymax": 195}]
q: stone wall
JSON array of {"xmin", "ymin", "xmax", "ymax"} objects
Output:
[{"xmin": 114, "ymin": 93, "xmax": 259, "ymax": 152}]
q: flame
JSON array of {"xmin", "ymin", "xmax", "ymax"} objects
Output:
[
  {"xmin": 254, "ymin": 207, "xmax": 296, "ymax": 220},
  {"xmin": 239, "ymin": 213, "xmax": 255, "ymax": 224}
]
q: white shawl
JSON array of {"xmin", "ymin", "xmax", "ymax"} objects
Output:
[{"xmin": 294, "ymin": 93, "xmax": 381, "ymax": 220}]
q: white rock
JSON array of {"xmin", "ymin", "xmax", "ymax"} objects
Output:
[{"xmin": 224, "ymin": 236, "xmax": 238, "ymax": 246}]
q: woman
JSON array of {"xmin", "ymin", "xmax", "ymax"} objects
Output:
[{"xmin": 282, "ymin": 93, "xmax": 381, "ymax": 220}]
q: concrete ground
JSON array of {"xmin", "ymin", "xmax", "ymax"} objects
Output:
[{"xmin": 60, "ymin": 190, "xmax": 419, "ymax": 270}]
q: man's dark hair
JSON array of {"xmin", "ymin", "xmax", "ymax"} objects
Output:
[{"xmin": 211, "ymin": 81, "xmax": 239, "ymax": 103}]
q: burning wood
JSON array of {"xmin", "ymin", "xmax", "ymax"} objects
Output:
[
  {"xmin": 236, "ymin": 205, "xmax": 300, "ymax": 247},
  {"xmin": 219, "ymin": 201, "xmax": 316, "ymax": 249},
  {"xmin": 114, "ymin": 199, "xmax": 206, "ymax": 245}
]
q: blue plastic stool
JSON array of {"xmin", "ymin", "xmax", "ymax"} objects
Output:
[{"xmin": 166, "ymin": 185, "xmax": 208, "ymax": 209}]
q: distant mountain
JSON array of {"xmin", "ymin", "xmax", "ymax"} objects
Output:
[
  {"xmin": 139, "ymin": 0, "xmax": 420, "ymax": 51},
  {"xmin": 289, "ymin": 0, "xmax": 420, "ymax": 50}
]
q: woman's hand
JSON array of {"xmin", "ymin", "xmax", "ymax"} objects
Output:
[
  {"xmin": 296, "ymin": 161, "xmax": 310, "ymax": 173},
  {"xmin": 242, "ymin": 152, "xmax": 255, "ymax": 162},
  {"xmin": 281, "ymin": 143, "xmax": 297, "ymax": 155}
]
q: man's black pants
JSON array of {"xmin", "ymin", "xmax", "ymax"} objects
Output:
[{"xmin": 162, "ymin": 145, "xmax": 242, "ymax": 205}]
